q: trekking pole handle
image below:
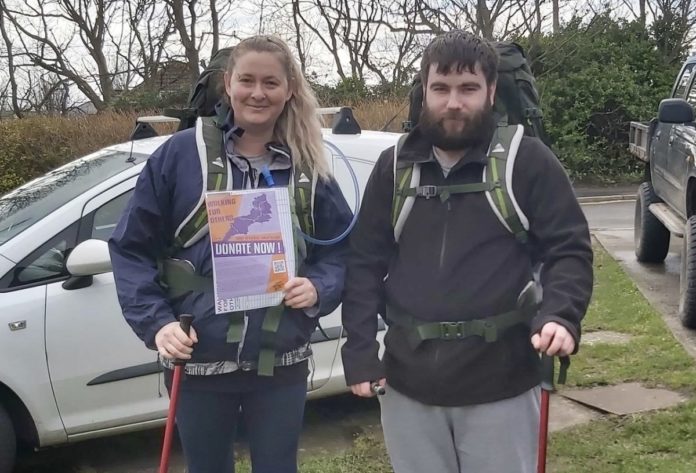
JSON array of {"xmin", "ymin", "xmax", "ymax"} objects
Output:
[
  {"xmin": 173, "ymin": 314, "xmax": 194, "ymax": 366},
  {"xmin": 540, "ymin": 354, "xmax": 555, "ymax": 392},
  {"xmin": 179, "ymin": 314, "xmax": 193, "ymax": 336},
  {"xmin": 371, "ymin": 382, "xmax": 385, "ymax": 396}
]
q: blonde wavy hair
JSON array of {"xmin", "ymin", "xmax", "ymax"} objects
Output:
[{"xmin": 226, "ymin": 35, "xmax": 330, "ymax": 180}]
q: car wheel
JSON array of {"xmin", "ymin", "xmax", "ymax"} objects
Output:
[
  {"xmin": 680, "ymin": 216, "xmax": 696, "ymax": 328},
  {"xmin": 0, "ymin": 403, "xmax": 16, "ymax": 473},
  {"xmin": 634, "ymin": 182, "xmax": 670, "ymax": 263}
]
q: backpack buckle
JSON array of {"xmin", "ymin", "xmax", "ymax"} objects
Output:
[
  {"xmin": 417, "ymin": 185, "xmax": 438, "ymax": 199},
  {"xmin": 440, "ymin": 322, "xmax": 465, "ymax": 339}
]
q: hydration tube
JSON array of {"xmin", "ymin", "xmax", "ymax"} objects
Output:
[
  {"xmin": 259, "ymin": 140, "xmax": 361, "ymax": 246},
  {"xmin": 298, "ymin": 140, "xmax": 361, "ymax": 246}
]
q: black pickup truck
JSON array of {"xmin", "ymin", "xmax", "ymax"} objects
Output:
[{"xmin": 630, "ymin": 54, "xmax": 696, "ymax": 328}]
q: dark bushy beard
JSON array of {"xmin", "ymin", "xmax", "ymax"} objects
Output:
[{"xmin": 419, "ymin": 101, "xmax": 495, "ymax": 151}]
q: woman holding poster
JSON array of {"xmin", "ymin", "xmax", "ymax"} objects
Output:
[{"xmin": 108, "ymin": 35, "xmax": 353, "ymax": 473}]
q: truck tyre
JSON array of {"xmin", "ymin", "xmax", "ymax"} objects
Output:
[
  {"xmin": 635, "ymin": 182, "xmax": 670, "ymax": 263},
  {"xmin": 0, "ymin": 403, "xmax": 16, "ymax": 473},
  {"xmin": 680, "ymin": 216, "xmax": 696, "ymax": 328}
]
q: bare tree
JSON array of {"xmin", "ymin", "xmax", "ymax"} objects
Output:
[
  {"xmin": 647, "ymin": 0, "xmax": 696, "ymax": 61},
  {"xmin": 0, "ymin": 9, "xmax": 23, "ymax": 117},
  {"xmin": 393, "ymin": 0, "xmax": 521, "ymax": 40},
  {"xmin": 24, "ymin": 72, "xmax": 74, "ymax": 115},
  {"xmin": 0, "ymin": 0, "xmax": 123, "ymax": 111},
  {"xmin": 291, "ymin": 0, "xmax": 428, "ymax": 88},
  {"xmin": 293, "ymin": 0, "xmax": 348, "ymax": 79},
  {"xmin": 111, "ymin": 0, "xmax": 174, "ymax": 89},
  {"xmin": 165, "ymin": 0, "xmax": 236, "ymax": 81},
  {"xmin": 552, "ymin": 0, "xmax": 560, "ymax": 32}
]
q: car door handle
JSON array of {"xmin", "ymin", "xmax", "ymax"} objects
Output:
[{"xmin": 655, "ymin": 131, "xmax": 661, "ymax": 139}]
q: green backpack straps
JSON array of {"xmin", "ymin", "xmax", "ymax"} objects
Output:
[
  {"xmin": 390, "ymin": 125, "xmax": 529, "ymax": 244},
  {"xmin": 485, "ymin": 124, "xmax": 529, "ymax": 243},
  {"xmin": 173, "ymin": 119, "xmax": 318, "ymax": 254},
  {"xmin": 170, "ymin": 116, "xmax": 228, "ymax": 254},
  {"xmin": 392, "ymin": 134, "xmax": 419, "ymax": 242},
  {"xmin": 292, "ymin": 163, "xmax": 316, "ymax": 238}
]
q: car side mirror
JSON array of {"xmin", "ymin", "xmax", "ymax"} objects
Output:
[
  {"xmin": 66, "ymin": 239, "xmax": 112, "ymax": 276},
  {"xmin": 658, "ymin": 98, "xmax": 695, "ymax": 124}
]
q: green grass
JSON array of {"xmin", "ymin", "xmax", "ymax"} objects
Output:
[
  {"xmin": 549, "ymin": 402, "xmax": 696, "ymax": 472},
  {"xmin": 567, "ymin": 245, "xmax": 696, "ymax": 392},
  {"xmin": 234, "ymin": 435, "xmax": 393, "ymax": 472},
  {"xmin": 547, "ymin": 243, "xmax": 696, "ymax": 472},
  {"xmin": 233, "ymin": 243, "xmax": 696, "ymax": 472}
]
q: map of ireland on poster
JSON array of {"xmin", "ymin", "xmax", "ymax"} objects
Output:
[{"xmin": 205, "ymin": 188, "xmax": 295, "ymax": 313}]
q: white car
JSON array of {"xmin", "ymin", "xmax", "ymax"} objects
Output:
[{"xmin": 0, "ymin": 111, "xmax": 396, "ymax": 473}]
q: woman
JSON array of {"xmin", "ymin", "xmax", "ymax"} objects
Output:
[{"xmin": 108, "ymin": 35, "xmax": 353, "ymax": 473}]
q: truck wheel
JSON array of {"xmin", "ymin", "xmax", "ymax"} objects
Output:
[
  {"xmin": 680, "ymin": 216, "xmax": 696, "ymax": 328},
  {"xmin": 635, "ymin": 182, "xmax": 670, "ymax": 263},
  {"xmin": 0, "ymin": 403, "xmax": 16, "ymax": 473}
]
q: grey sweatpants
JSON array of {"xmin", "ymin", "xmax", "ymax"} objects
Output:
[{"xmin": 379, "ymin": 385, "xmax": 541, "ymax": 473}]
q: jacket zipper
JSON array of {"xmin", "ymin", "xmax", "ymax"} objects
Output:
[
  {"xmin": 236, "ymin": 310, "xmax": 248, "ymax": 366},
  {"xmin": 236, "ymin": 155, "xmax": 255, "ymax": 365},
  {"xmin": 440, "ymin": 200, "xmax": 451, "ymax": 269}
]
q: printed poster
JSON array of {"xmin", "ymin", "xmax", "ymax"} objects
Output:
[{"xmin": 205, "ymin": 187, "xmax": 296, "ymax": 313}]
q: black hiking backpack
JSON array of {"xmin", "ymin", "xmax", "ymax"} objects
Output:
[
  {"xmin": 167, "ymin": 47, "xmax": 234, "ymax": 131},
  {"xmin": 403, "ymin": 41, "xmax": 550, "ymax": 146}
]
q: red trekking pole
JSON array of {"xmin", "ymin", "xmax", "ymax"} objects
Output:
[
  {"xmin": 537, "ymin": 354, "xmax": 554, "ymax": 473},
  {"xmin": 159, "ymin": 314, "xmax": 193, "ymax": 473}
]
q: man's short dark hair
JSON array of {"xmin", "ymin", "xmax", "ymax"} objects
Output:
[{"xmin": 420, "ymin": 30, "xmax": 499, "ymax": 86}]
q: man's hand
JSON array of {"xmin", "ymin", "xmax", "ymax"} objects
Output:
[
  {"xmin": 284, "ymin": 277, "xmax": 318, "ymax": 309},
  {"xmin": 350, "ymin": 378, "xmax": 386, "ymax": 398},
  {"xmin": 531, "ymin": 322, "xmax": 575, "ymax": 356}
]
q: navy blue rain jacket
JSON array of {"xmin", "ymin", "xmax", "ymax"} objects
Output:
[{"xmin": 108, "ymin": 112, "xmax": 352, "ymax": 365}]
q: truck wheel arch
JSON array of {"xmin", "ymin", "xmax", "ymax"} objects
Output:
[{"xmin": 687, "ymin": 177, "xmax": 696, "ymax": 217}]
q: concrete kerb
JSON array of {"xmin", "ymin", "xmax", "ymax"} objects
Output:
[{"xmin": 577, "ymin": 194, "xmax": 635, "ymax": 204}]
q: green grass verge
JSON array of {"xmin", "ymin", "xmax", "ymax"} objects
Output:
[
  {"xmin": 549, "ymin": 243, "xmax": 696, "ymax": 472},
  {"xmin": 233, "ymin": 243, "xmax": 696, "ymax": 472},
  {"xmin": 567, "ymin": 244, "xmax": 696, "ymax": 392}
]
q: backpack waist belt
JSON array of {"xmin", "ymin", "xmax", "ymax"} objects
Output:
[
  {"xmin": 157, "ymin": 257, "xmax": 284, "ymax": 377},
  {"xmin": 386, "ymin": 303, "xmax": 538, "ymax": 349}
]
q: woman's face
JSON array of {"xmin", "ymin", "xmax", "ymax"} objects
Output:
[{"xmin": 225, "ymin": 51, "xmax": 292, "ymax": 134}]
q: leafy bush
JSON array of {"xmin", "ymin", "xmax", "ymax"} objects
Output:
[
  {"xmin": 0, "ymin": 112, "xmax": 171, "ymax": 194},
  {"xmin": 527, "ymin": 15, "xmax": 685, "ymax": 181}
]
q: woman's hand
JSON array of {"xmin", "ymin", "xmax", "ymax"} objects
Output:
[
  {"xmin": 155, "ymin": 321, "xmax": 198, "ymax": 360},
  {"xmin": 283, "ymin": 277, "xmax": 318, "ymax": 309}
]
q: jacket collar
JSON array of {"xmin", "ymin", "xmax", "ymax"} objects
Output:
[
  {"xmin": 214, "ymin": 100, "xmax": 244, "ymax": 139},
  {"xmin": 397, "ymin": 124, "xmax": 493, "ymax": 168},
  {"xmin": 216, "ymin": 101, "xmax": 294, "ymax": 168}
]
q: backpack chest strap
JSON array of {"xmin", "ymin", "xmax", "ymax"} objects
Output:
[{"xmin": 398, "ymin": 181, "xmax": 501, "ymax": 203}]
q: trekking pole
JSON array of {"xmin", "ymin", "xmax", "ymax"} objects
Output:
[
  {"xmin": 537, "ymin": 354, "xmax": 554, "ymax": 473},
  {"xmin": 371, "ymin": 381, "xmax": 385, "ymax": 396},
  {"xmin": 159, "ymin": 314, "xmax": 193, "ymax": 473}
]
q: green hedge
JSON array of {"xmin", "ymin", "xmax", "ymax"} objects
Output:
[
  {"xmin": 520, "ymin": 15, "xmax": 684, "ymax": 181},
  {"xmin": 0, "ymin": 112, "xmax": 170, "ymax": 194}
]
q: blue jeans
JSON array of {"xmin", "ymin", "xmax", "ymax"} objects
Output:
[{"xmin": 175, "ymin": 381, "xmax": 307, "ymax": 473}]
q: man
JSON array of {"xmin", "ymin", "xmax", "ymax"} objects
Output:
[{"xmin": 341, "ymin": 30, "xmax": 593, "ymax": 473}]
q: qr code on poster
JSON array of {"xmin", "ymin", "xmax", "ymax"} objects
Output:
[{"xmin": 273, "ymin": 259, "xmax": 287, "ymax": 274}]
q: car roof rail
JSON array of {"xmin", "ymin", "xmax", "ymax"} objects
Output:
[
  {"xmin": 130, "ymin": 115, "xmax": 180, "ymax": 141},
  {"xmin": 130, "ymin": 106, "xmax": 362, "ymax": 141},
  {"xmin": 317, "ymin": 106, "xmax": 361, "ymax": 135}
]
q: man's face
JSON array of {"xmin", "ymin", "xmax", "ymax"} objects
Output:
[{"xmin": 420, "ymin": 62, "xmax": 496, "ymax": 150}]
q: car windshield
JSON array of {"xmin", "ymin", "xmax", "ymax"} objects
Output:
[{"xmin": 0, "ymin": 149, "xmax": 146, "ymax": 245}]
